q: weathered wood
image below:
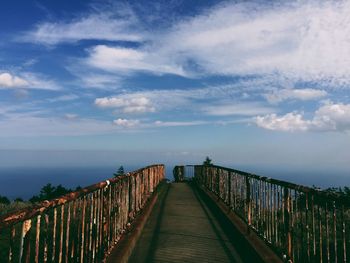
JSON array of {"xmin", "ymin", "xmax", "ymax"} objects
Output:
[
  {"xmin": 193, "ymin": 164, "xmax": 350, "ymax": 263},
  {"xmin": 130, "ymin": 183, "xmax": 243, "ymax": 263},
  {"xmin": 0, "ymin": 165, "xmax": 164, "ymax": 263},
  {"xmin": 0, "ymin": 164, "xmax": 164, "ymax": 230}
]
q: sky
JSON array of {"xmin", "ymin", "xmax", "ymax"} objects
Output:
[{"xmin": 0, "ymin": 0, "xmax": 350, "ymax": 182}]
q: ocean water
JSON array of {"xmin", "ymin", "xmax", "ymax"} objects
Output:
[
  {"xmin": 0, "ymin": 165, "xmax": 348, "ymax": 200},
  {"xmin": 0, "ymin": 166, "xmax": 174, "ymax": 200}
]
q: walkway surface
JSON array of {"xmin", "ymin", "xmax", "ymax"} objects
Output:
[{"xmin": 129, "ymin": 183, "xmax": 243, "ymax": 263}]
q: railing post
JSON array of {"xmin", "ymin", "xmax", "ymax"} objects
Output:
[
  {"xmin": 246, "ymin": 177, "xmax": 252, "ymax": 227},
  {"xmin": 216, "ymin": 167, "xmax": 220, "ymax": 195},
  {"xmin": 211, "ymin": 167, "xmax": 215, "ymax": 193},
  {"xmin": 80, "ymin": 197, "xmax": 86, "ymax": 263},
  {"xmin": 283, "ymin": 187, "xmax": 292, "ymax": 260},
  {"xmin": 9, "ymin": 226, "xmax": 15, "ymax": 263},
  {"xmin": 35, "ymin": 215, "xmax": 41, "ymax": 263},
  {"xmin": 228, "ymin": 172, "xmax": 232, "ymax": 208},
  {"xmin": 19, "ymin": 219, "xmax": 32, "ymax": 263},
  {"xmin": 128, "ymin": 175, "xmax": 134, "ymax": 220}
]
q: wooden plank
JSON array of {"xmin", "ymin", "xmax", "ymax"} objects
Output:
[{"xmin": 129, "ymin": 183, "xmax": 243, "ymax": 263}]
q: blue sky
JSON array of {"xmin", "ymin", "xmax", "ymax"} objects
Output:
[{"xmin": 0, "ymin": 0, "xmax": 350, "ymax": 180}]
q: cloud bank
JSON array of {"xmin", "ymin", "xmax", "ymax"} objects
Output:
[{"xmin": 74, "ymin": 1, "xmax": 350, "ymax": 86}]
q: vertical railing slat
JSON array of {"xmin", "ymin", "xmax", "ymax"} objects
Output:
[
  {"xmin": 34, "ymin": 215, "xmax": 41, "ymax": 263},
  {"xmin": 8, "ymin": 226, "xmax": 15, "ymax": 263}
]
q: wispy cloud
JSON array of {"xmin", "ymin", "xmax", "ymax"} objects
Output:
[
  {"xmin": 81, "ymin": 74, "xmax": 122, "ymax": 89},
  {"xmin": 19, "ymin": 6, "xmax": 143, "ymax": 45},
  {"xmin": 162, "ymin": 1, "xmax": 350, "ymax": 84},
  {"xmin": 264, "ymin": 88, "xmax": 327, "ymax": 104},
  {"xmin": 80, "ymin": 1, "xmax": 350, "ymax": 85},
  {"xmin": 0, "ymin": 113, "xmax": 218, "ymax": 136},
  {"xmin": 0, "ymin": 116, "xmax": 118, "ymax": 136},
  {"xmin": 204, "ymin": 103, "xmax": 275, "ymax": 116},
  {"xmin": 154, "ymin": 120, "xmax": 208, "ymax": 127},
  {"xmin": 47, "ymin": 94, "xmax": 79, "ymax": 103},
  {"xmin": 112, "ymin": 119, "xmax": 212, "ymax": 129},
  {"xmin": 94, "ymin": 83, "xmax": 279, "ymax": 120},
  {"xmin": 256, "ymin": 102, "xmax": 350, "ymax": 132},
  {"xmin": 19, "ymin": 73, "xmax": 61, "ymax": 91},
  {"xmin": 18, "ymin": 0, "xmax": 350, "ymax": 87}
]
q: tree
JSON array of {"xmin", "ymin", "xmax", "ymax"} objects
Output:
[
  {"xmin": 29, "ymin": 183, "xmax": 71, "ymax": 203},
  {"xmin": 114, "ymin": 166, "xmax": 125, "ymax": 177},
  {"xmin": 203, "ymin": 156, "xmax": 213, "ymax": 166},
  {"xmin": 40, "ymin": 183, "xmax": 56, "ymax": 199},
  {"xmin": 0, "ymin": 195, "xmax": 10, "ymax": 205}
]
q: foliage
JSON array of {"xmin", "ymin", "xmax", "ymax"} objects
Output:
[
  {"xmin": 0, "ymin": 185, "xmax": 81, "ymax": 215},
  {"xmin": 323, "ymin": 186, "xmax": 350, "ymax": 202},
  {"xmin": 114, "ymin": 165, "xmax": 125, "ymax": 177},
  {"xmin": 0, "ymin": 201, "xmax": 31, "ymax": 216}
]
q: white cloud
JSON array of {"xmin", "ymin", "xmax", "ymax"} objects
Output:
[
  {"xmin": 256, "ymin": 102, "xmax": 350, "ymax": 132},
  {"xmin": 265, "ymin": 88, "xmax": 327, "ymax": 103},
  {"xmin": 20, "ymin": 10, "xmax": 143, "ymax": 45},
  {"xmin": 0, "ymin": 73, "xmax": 29, "ymax": 88},
  {"xmin": 113, "ymin": 118, "xmax": 140, "ymax": 128},
  {"xmin": 20, "ymin": 1, "xmax": 350, "ymax": 86},
  {"xmin": 82, "ymin": 1, "xmax": 350, "ymax": 85},
  {"xmin": 256, "ymin": 112, "xmax": 310, "ymax": 132},
  {"xmin": 86, "ymin": 45, "xmax": 186, "ymax": 76},
  {"xmin": 204, "ymin": 103, "xmax": 274, "ymax": 116},
  {"xmin": 95, "ymin": 96, "xmax": 155, "ymax": 113},
  {"xmin": 313, "ymin": 102, "xmax": 350, "ymax": 131},
  {"xmin": 0, "ymin": 72, "xmax": 61, "ymax": 91},
  {"xmin": 162, "ymin": 1, "xmax": 350, "ymax": 84}
]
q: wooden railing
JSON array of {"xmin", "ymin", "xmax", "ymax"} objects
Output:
[
  {"xmin": 0, "ymin": 164, "xmax": 164, "ymax": 263},
  {"xmin": 191, "ymin": 165, "xmax": 350, "ymax": 263}
]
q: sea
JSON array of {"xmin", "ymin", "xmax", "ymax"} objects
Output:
[
  {"xmin": 0, "ymin": 166, "xmax": 175, "ymax": 200},
  {"xmin": 0, "ymin": 165, "xmax": 349, "ymax": 200}
]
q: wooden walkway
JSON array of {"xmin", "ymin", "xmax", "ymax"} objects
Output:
[{"xmin": 128, "ymin": 183, "xmax": 243, "ymax": 263}]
